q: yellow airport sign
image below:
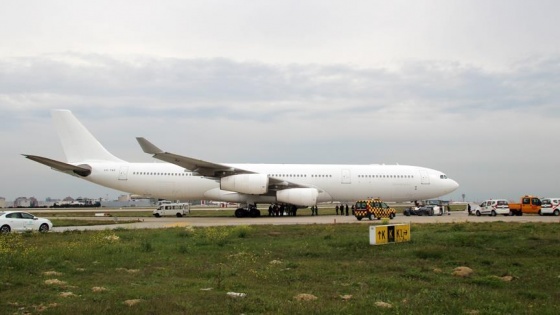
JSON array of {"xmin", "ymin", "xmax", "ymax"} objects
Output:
[{"xmin": 369, "ymin": 224, "xmax": 410, "ymax": 245}]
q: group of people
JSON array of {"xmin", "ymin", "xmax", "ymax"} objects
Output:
[
  {"xmin": 266, "ymin": 203, "xmax": 355, "ymax": 217},
  {"xmin": 268, "ymin": 204, "xmax": 298, "ymax": 216},
  {"xmin": 335, "ymin": 204, "xmax": 353, "ymax": 216}
]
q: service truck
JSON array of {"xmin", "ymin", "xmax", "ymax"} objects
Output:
[
  {"xmin": 354, "ymin": 198, "xmax": 396, "ymax": 221},
  {"xmin": 508, "ymin": 195, "xmax": 541, "ymax": 216},
  {"xmin": 153, "ymin": 202, "xmax": 190, "ymax": 217}
]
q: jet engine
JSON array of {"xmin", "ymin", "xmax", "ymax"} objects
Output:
[
  {"xmin": 277, "ymin": 188, "xmax": 318, "ymax": 206},
  {"xmin": 220, "ymin": 174, "xmax": 269, "ymax": 195}
]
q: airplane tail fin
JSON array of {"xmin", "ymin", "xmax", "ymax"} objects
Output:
[{"xmin": 51, "ymin": 110, "xmax": 124, "ymax": 163}]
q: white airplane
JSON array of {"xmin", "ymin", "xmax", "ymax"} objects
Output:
[{"xmin": 24, "ymin": 110, "xmax": 459, "ymax": 217}]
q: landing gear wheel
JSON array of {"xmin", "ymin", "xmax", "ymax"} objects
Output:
[
  {"xmin": 249, "ymin": 208, "xmax": 261, "ymax": 218},
  {"xmin": 235, "ymin": 208, "xmax": 247, "ymax": 218}
]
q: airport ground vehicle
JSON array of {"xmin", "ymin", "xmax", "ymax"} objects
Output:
[
  {"xmin": 354, "ymin": 198, "xmax": 396, "ymax": 221},
  {"xmin": 0, "ymin": 211, "xmax": 52, "ymax": 233},
  {"xmin": 508, "ymin": 196, "xmax": 542, "ymax": 216},
  {"xmin": 403, "ymin": 205, "xmax": 439, "ymax": 216},
  {"xmin": 403, "ymin": 199, "xmax": 447, "ymax": 216},
  {"xmin": 152, "ymin": 203, "xmax": 190, "ymax": 217},
  {"xmin": 540, "ymin": 198, "xmax": 560, "ymax": 216},
  {"xmin": 475, "ymin": 199, "xmax": 510, "ymax": 216}
]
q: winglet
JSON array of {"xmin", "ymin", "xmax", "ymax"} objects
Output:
[{"xmin": 136, "ymin": 137, "xmax": 164, "ymax": 154}]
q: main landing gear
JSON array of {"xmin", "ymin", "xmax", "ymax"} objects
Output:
[{"xmin": 235, "ymin": 205, "xmax": 261, "ymax": 218}]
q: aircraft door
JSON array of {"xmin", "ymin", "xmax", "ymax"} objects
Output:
[
  {"xmin": 118, "ymin": 166, "xmax": 129, "ymax": 180},
  {"xmin": 342, "ymin": 169, "xmax": 351, "ymax": 184}
]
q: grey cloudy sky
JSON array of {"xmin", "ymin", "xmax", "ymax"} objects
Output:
[{"xmin": 1, "ymin": 1, "xmax": 559, "ymax": 202}]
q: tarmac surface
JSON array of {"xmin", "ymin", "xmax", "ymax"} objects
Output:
[{"xmin": 50, "ymin": 210, "xmax": 560, "ymax": 232}]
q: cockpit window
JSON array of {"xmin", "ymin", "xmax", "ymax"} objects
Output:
[{"xmin": 439, "ymin": 174, "xmax": 448, "ymax": 179}]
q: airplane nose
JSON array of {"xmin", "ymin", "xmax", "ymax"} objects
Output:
[{"xmin": 449, "ymin": 179, "xmax": 459, "ymax": 192}]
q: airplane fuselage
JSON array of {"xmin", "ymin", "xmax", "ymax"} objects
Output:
[{"xmin": 84, "ymin": 162, "xmax": 458, "ymax": 204}]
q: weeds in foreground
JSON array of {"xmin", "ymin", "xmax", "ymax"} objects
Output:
[{"xmin": 0, "ymin": 223, "xmax": 558, "ymax": 314}]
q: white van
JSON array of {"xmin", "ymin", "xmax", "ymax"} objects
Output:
[
  {"xmin": 540, "ymin": 198, "xmax": 560, "ymax": 216},
  {"xmin": 476, "ymin": 199, "xmax": 510, "ymax": 216},
  {"xmin": 153, "ymin": 203, "xmax": 190, "ymax": 217}
]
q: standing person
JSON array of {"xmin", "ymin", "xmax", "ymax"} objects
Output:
[
  {"xmin": 314, "ymin": 205, "xmax": 319, "ymax": 216},
  {"xmin": 341, "ymin": 204, "xmax": 344, "ymax": 216},
  {"xmin": 335, "ymin": 205, "xmax": 339, "ymax": 215},
  {"xmin": 467, "ymin": 203, "xmax": 472, "ymax": 215},
  {"xmin": 345, "ymin": 204, "xmax": 349, "ymax": 216},
  {"xmin": 351, "ymin": 204, "xmax": 355, "ymax": 215},
  {"xmin": 268, "ymin": 204, "xmax": 273, "ymax": 216}
]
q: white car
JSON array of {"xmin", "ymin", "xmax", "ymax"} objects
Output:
[
  {"xmin": 540, "ymin": 198, "xmax": 560, "ymax": 216},
  {"xmin": 475, "ymin": 199, "xmax": 510, "ymax": 216},
  {"xmin": 0, "ymin": 211, "xmax": 53, "ymax": 233}
]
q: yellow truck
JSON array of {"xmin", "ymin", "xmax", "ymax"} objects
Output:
[
  {"xmin": 508, "ymin": 195, "xmax": 542, "ymax": 216},
  {"xmin": 354, "ymin": 198, "xmax": 396, "ymax": 221}
]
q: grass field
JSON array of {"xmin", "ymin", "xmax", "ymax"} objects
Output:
[{"xmin": 1, "ymin": 222, "xmax": 558, "ymax": 314}]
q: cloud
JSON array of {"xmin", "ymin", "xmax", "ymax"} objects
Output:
[{"xmin": 1, "ymin": 53, "xmax": 559, "ymax": 201}]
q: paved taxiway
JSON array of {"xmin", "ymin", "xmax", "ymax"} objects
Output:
[{"xmin": 51, "ymin": 211, "xmax": 559, "ymax": 232}]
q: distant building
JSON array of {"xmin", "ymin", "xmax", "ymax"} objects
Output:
[
  {"xmin": 13, "ymin": 197, "xmax": 39, "ymax": 208},
  {"xmin": 0, "ymin": 197, "xmax": 5, "ymax": 208},
  {"xmin": 118, "ymin": 194, "xmax": 131, "ymax": 202}
]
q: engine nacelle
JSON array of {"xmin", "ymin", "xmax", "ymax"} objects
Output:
[
  {"xmin": 277, "ymin": 188, "xmax": 318, "ymax": 206},
  {"xmin": 220, "ymin": 174, "xmax": 269, "ymax": 195}
]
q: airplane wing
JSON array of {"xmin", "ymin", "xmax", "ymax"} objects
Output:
[
  {"xmin": 136, "ymin": 137, "xmax": 315, "ymax": 192},
  {"xmin": 136, "ymin": 137, "xmax": 250, "ymax": 177},
  {"xmin": 23, "ymin": 154, "xmax": 92, "ymax": 177}
]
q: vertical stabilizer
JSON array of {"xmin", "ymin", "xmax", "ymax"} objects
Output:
[{"xmin": 51, "ymin": 110, "xmax": 124, "ymax": 163}]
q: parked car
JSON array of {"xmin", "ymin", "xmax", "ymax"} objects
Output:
[
  {"xmin": 540, "ymin": 198, "xmax": 560, "ymax": 216},
  {"xmin": 0, "ymin": 211, "xmax": 53, "ymax": 233},
  {"xmin": 403, "ymin": 199, "xmax": 446, "ymax": 216},
  {"xmin": 475, "ymin": 199, "xmax": 510, "ymax": 216},
  {"xmin": 403, "ymin": 205, "xmax": 440, "ymax": 216}
]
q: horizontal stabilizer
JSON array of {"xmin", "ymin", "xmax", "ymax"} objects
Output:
[{"xmin": 23, "ymin": 154, "xmax": 91, "ymax": 177}]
